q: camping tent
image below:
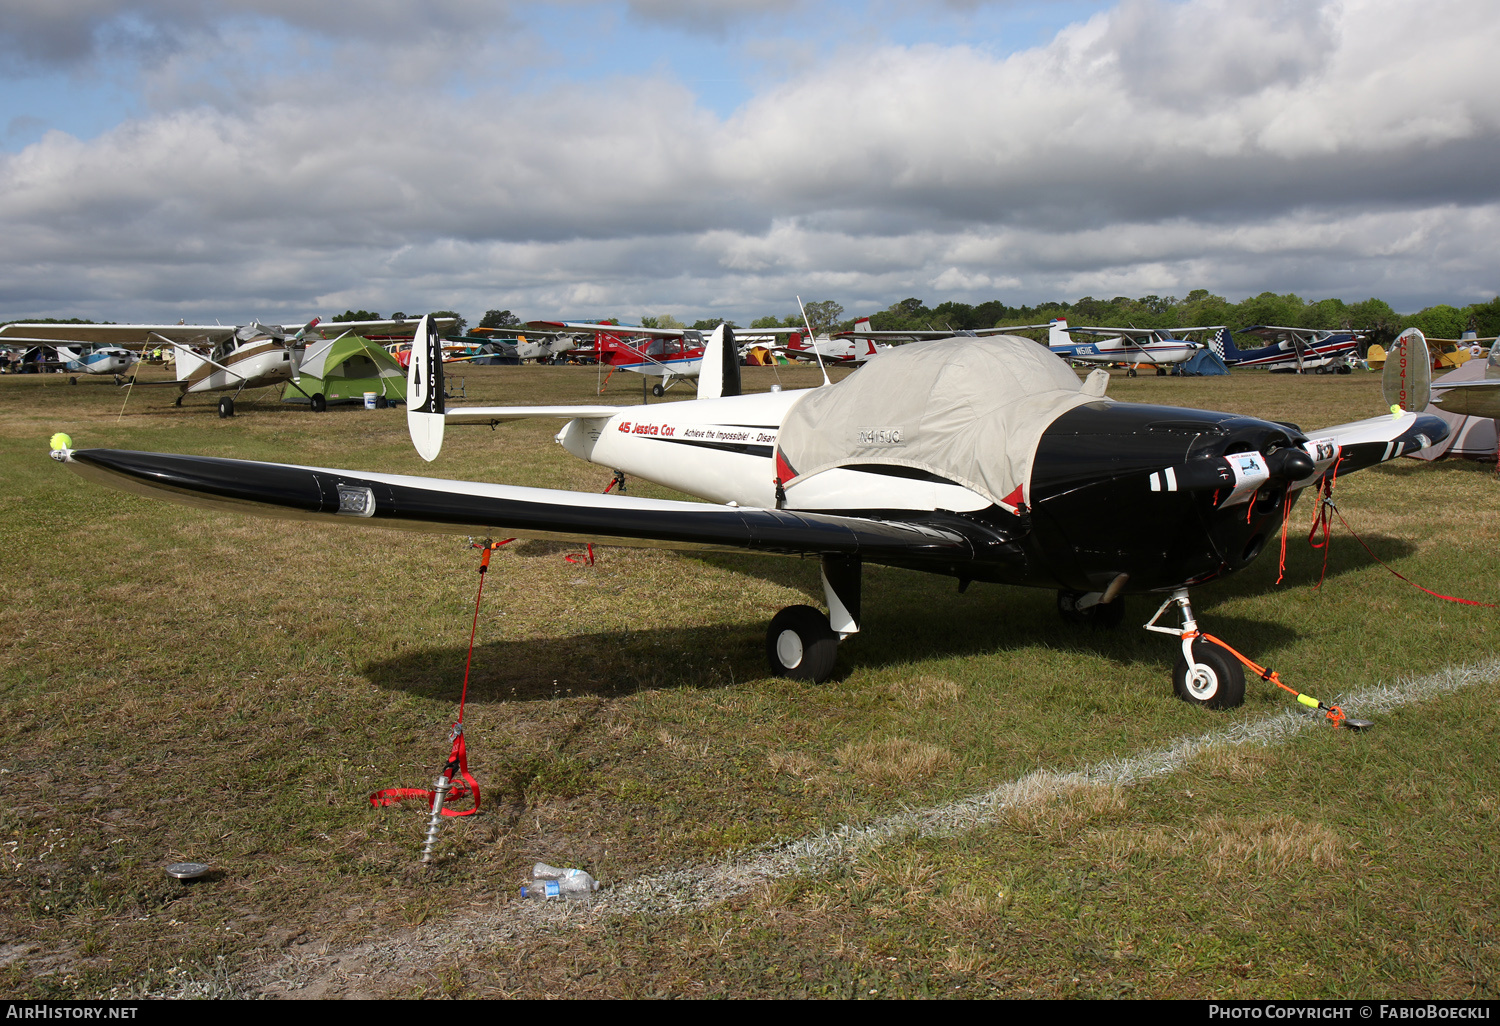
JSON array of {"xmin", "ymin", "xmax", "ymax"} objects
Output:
[
  {"xmin": 283, "ymin": 334, "xmax": 406, "ymax": 408},
  {"xmin": 1176, "ymin": 348, "xmax": 1230, "ymax": 376}
]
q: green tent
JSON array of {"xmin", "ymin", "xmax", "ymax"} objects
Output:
[{"xmin": 283, "ymin": 333, "xmax": 406, "ymax": 408}]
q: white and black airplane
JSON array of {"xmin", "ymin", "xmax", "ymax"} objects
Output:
[{"xmin": 52, "ymin": 315, "xmax": 1447, "ymax": 709}]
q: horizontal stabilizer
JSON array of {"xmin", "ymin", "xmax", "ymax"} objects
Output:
[{"xmin": 444, "ymin": 406, "xmax": 626, "ymax": 424}]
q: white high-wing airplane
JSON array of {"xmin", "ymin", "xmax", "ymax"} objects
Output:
[
  {"xmin": 54, "ymin": 315, "xmax": 1448, "ymax": 711},
  {"xmin": 0, "ymin": 339, "xmax": 140, "ymax": 383},
  {"xmin": 1046, "ymin": 319, "xmax": 1217, "ymax": 376},
  {"xmin": 1, "ymin": 316, "xmax": 455, "ymax": 416}
]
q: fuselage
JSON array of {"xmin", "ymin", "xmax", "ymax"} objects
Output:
[
  {"xmin": 179, "ymin": 338, "xmax": 298, "ymax": 394},
  {"xmin": 1049, "ymin": 339, "xmax": 1199, "ymax": 366},
  {"xmin": 547, "ymin": 390, "xmax": 1317, "ymax": 596}
]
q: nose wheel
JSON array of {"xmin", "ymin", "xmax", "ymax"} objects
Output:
[{"xmin": 1146, "ymin": 589, "xmax": 1246, "ymax": 709}]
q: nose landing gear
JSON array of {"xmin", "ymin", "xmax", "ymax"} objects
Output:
[{"xmin": 1145, "ymin": 589, "xmax": 1246, "ymax": 709}]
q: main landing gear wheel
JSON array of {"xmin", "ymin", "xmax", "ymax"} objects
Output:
[
  {"xmin": 311, "ymin": 393, "xmax": 327, "ymax": 412},
  {"xmin": 1056, "ymin": 590, "xmax": 1125, "ymax": 629},
  {"xmin": 1155, "ymin": 367, "xmax": 1166, "ymax": 376},
  {"xmin": 1126, "ymin": 368, "xmax": 1137, "ymax": 377},
  {"xmin": 766, "ymin": 605, "xmax": 838, "ymax": 683},
  {"xmin": 651, "ymin": 383, "xmax": 665, "ymax": 397},
  {"xmin": 69, "ymin": 377, "xmax": 78, "ymax": 385},
  {"xmin": 1172, "ymin": 638, "xmax": 1246, "ymax": 709},
  {"xmin": 217, "ymin": 396, "xmax": 235, "ymax": 418}
]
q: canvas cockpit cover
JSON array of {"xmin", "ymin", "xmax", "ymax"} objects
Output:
[{"xmin": 776, "ymin": 336, "xmax": 1107, "ymax": 511}]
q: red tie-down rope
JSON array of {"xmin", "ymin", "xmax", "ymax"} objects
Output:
[
  {"xmin": 369, "ymin": 538, "xmax": 515, "ymax": 816},
  {"xmin": 565, "ymin": 472, "xmax": 624, "ymax": 566},
  {"xmin": 1299, "ymin": 458, "xmax": 1495, "ymax": 607}
]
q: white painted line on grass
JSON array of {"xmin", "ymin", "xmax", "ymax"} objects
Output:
[
  {"xmin": 238, "ymin": 658, "xmax": 1500, "ymax": 995},
  {"xmin": 590, "ymin": 658, "xmax": 1500, "ymax": 916}
]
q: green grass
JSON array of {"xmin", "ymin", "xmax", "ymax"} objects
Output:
[{"xmin": 0, "ymin": 363, "xmax": 1496, "ymax": 998}]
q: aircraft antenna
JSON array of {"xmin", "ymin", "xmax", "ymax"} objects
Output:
[{"xmin": 796, "ymin": 295, "xmax": 831, "ymax": 387}]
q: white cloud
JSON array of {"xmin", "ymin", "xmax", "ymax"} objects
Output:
[{"xmin": 2, "ymin": 0, "xmax": 1498, "ymax": 325}]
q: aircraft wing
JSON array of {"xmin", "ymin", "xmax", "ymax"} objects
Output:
[
  {"xmin": 0, "ymin": 323, "xmax": 236, "ymax": 345},
  {"xmin": 299, "ymin": 317, "xmax": 458, "ymax": 338},
  {"xmin": 528, "ymin": 320, "xmax": 714, "ymax": 339},
  {"xmin": 1066, "ymin": 326, "xmax": 1164, "ymax": 339},
  {"xmin": 831, "ymin": 325, "xmax": 1050, "ymax": 340},
  {"xmin": 1301, "ymin": 411, "xmax": 1451, "ymax": 479},
  {"xmin": 51, "ymin": 448, "xmax": 985, "ymax": 565}
]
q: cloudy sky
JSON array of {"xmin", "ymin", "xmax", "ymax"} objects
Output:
[{"xmin": 2, "ymin": 0, "xmax": 1497, "ymax": 327}]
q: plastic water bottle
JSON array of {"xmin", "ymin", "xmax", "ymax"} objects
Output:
[{"xmin": 520, "ymin": 863, "xmax": 599, "ymax": 900}]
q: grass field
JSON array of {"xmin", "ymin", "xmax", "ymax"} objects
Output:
[{"xmin": 1, "ymin": 363, "xmax": 1497, "ymax": 999}]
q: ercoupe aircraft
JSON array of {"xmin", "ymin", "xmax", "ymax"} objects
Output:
[
  {"xmin": 53, "ymin": 315, "xmax": 1448, "ymax": 711},
  {"xmin": 1, "ymin": 316, "xmax": 455, "ymax": 416},
  {"xmin": 0, "ymin": 339, "xmax": 140, "ymax": 383},
  {"xmin": 1046, "ymin": 319, "xmax": 1216, "ymax": 376},
  {"xmin": 1216, "ymin": 326, "xmax": 1360, "ymax": 374}
]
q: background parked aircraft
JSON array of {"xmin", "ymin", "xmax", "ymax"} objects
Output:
[
  {"xmin": 1047, "ymin": 319, "xmax": 1217, "ymax": 376},
  {"xmin": 0, "ymin": 315, "xmax": 455, "ymax": 415},
  {"xmin": 1215, "ymin": 325, "xmax": 1360, "ymax": 373},
  {"xmin": 0, "ymin": 339, "xmax": 139, "ymax": 383}
]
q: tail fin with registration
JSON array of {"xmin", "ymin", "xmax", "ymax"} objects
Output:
[
  {"xmin": 1382, "ymin": 328, "xmax": 1431, "ymax": 414},
  {"xmin": 408, "ymin": 314, "xmax": 446, "ymax": 462}
]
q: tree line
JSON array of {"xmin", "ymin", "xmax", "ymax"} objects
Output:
[{"xmin": 10, "ymin": 292, "xmax": 1499, "ymax": 349}]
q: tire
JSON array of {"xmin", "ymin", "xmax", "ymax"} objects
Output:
[
  {"xmin": 1155, "ymin": 367, "xmax": 1166, "ymax": 376},
  {"xmin": 766, "ymin": 605, "xmax": 838, "ymax": 683},
  {"xmin": 1057, "ymin": 590, "xmax": 1125, "ymax": 629},
  {"xmin": 218, "ymin": 396, "xmax": 234, "ymax": 418},
  {"xmin": 69, "ymin": 377, "xmax": 77, "ymax": 385},
  {"xmin": 1126, "ymin": 369, "xmax": 1137, "ymax": 378},
  {"xmin": 311, "ymin": 393, "xmax": 327, "ymax": 413},
  {"xmin": 651, "ymin": 383, "xmax": 665, "ymax": 397},
  {"xmin": 1172, "ymin": 638, "xmax": 1246, "ymax": 709}
]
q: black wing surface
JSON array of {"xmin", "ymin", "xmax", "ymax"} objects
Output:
[{"xmin": 56, "ymin": 448, "xmax": 997, "ymax": 568}]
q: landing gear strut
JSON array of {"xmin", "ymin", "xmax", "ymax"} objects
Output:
[{"xmin": 1145, "ymin": 589, "xmax": 1245, "ymax": 708}]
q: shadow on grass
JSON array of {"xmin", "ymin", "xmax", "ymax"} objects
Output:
[
  {"xmin": 363, "ymin": 533, "xmax": 1418, "ymax": 702},
  {"xmin": 361, "ymin": 582, "xmax": 1315, "ymax": 703}
]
